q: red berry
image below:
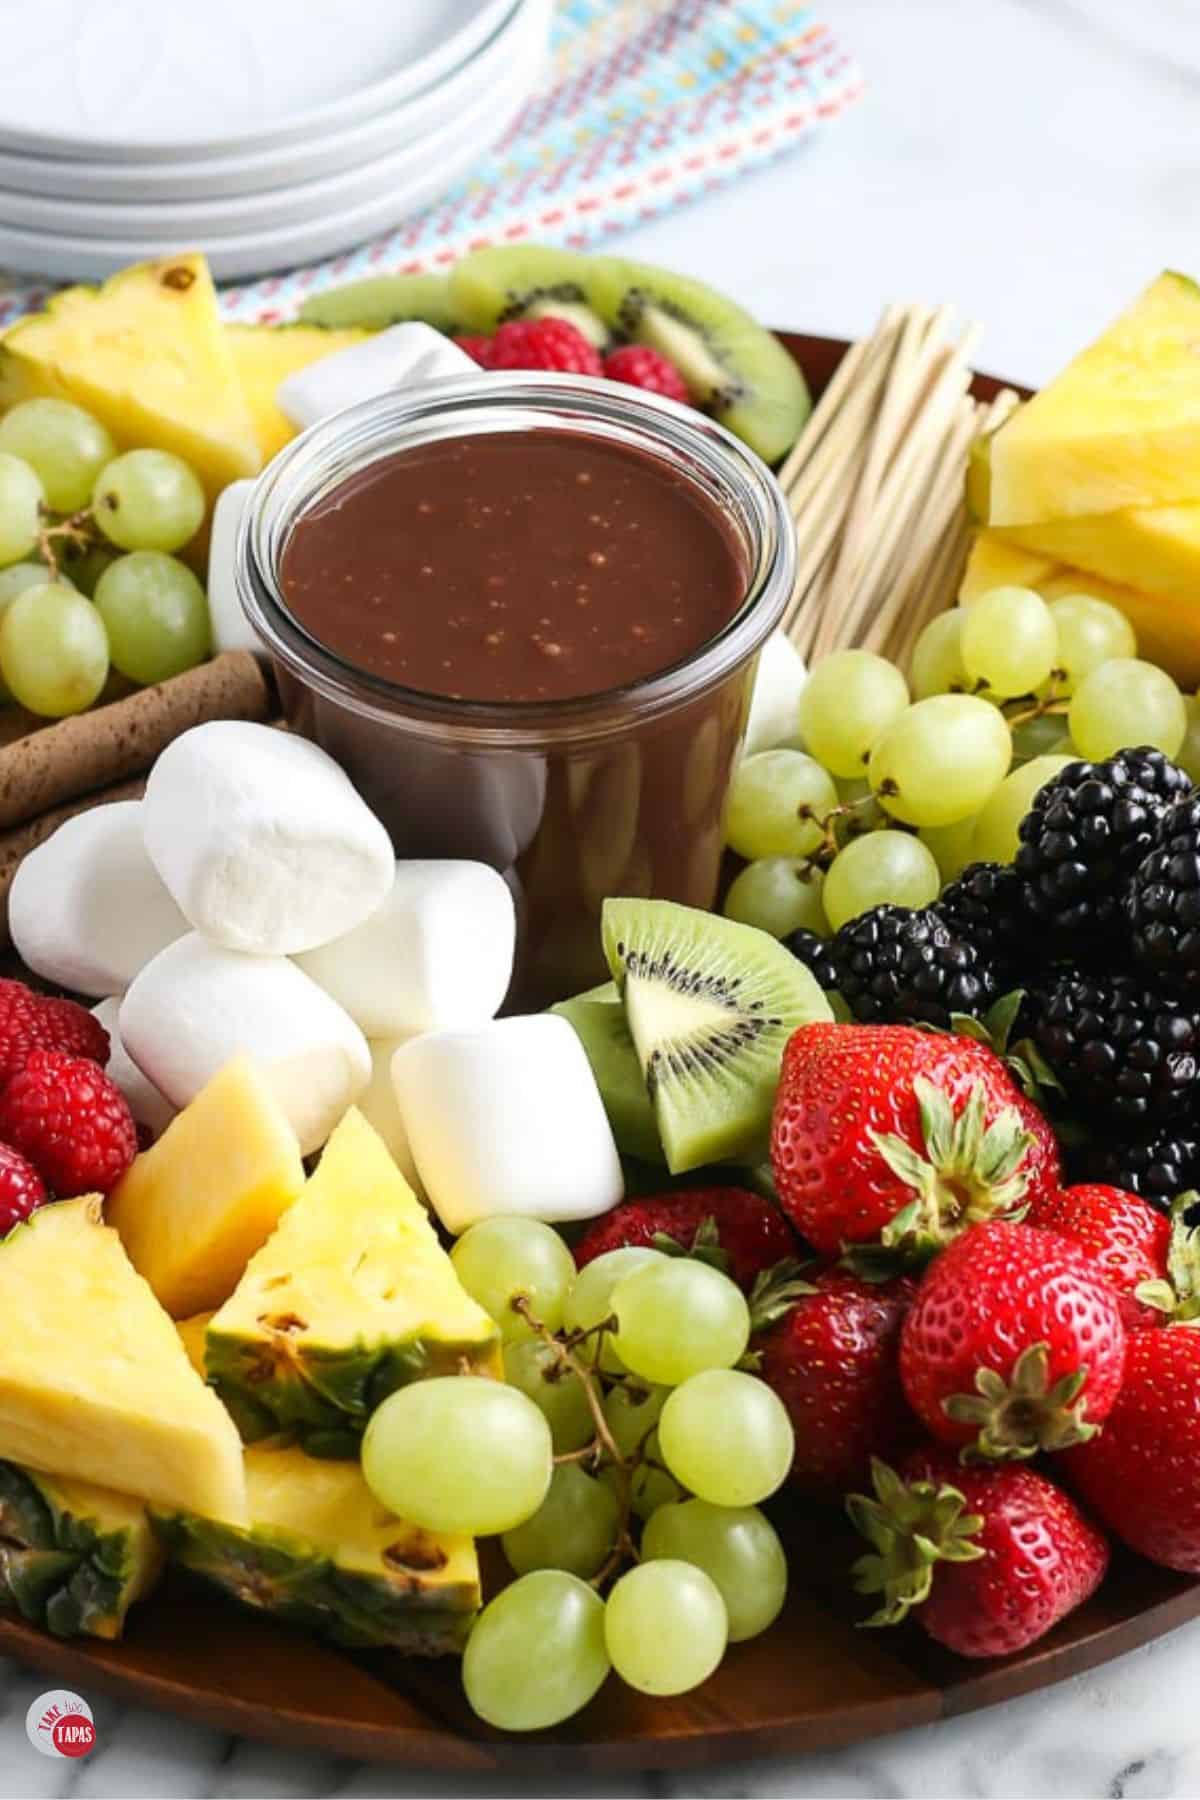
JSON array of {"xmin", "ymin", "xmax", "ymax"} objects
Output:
[
  {"xmin": 453, "ymin": 334, "xmax": 494, "ymax": 366},
  {"xmin": 1062, "ymin": 1325, "xmax": 1200, "ymax": 1572},
  {"xmin": 899, "ymin": 1219, "xmax": 1127, "ymax": 1458},
  {"xmin": 1027, "ymin": 1182, "xmax": 1169, "ymax": 1328},
  {"xmin": 0, "ymin": 1141, "xmax": 47, "ymax": 1234},
  {"xmin": 0, "ymin": 1050, "xmax": 137, "ymax": 1197},
  {"xmin": 770, "ymin": 1022, "xmax": 1049, "ymax": 1258},
  {"xmin": 485, "ymin": 317, "xmax": 602, "ymax": 376},
  {"xmin": 849, "ymin": 1449, "xmax": 1108, "ymax": 1658},
  {"xmin": 602, "ymin": 345, "xmax": 691, "ymax": 405},
  {"xmin": 574, "ymin": 1187, "xmax": 796, "ymax": 1293},
  {"xmin": 756, "ymin": 1267, "xmax": 918, "ymax": 1495},
  {"xmin": 0, "ymin": 979, "xmax": 109, "ymax": 1087}
]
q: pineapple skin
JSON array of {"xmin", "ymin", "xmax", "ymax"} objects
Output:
[{"xmin": 0, "ymin": 1460, "xmax": 162, "ymax": 1639}]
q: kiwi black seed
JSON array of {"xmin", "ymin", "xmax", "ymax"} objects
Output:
[{"xmin": 601, "ymin": 896, "xmax": 832, "ymax": 1174}]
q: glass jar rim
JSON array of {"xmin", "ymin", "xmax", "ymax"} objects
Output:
[{"xmin": 236, "ymin": 372, "xmax": 796, "ymax": 750}]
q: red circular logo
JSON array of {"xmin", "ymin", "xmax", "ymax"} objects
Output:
[{"xmin": 50, "ymin": 1715, "xmax": 95, "ymax": 1758}]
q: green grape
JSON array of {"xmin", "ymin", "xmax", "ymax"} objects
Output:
[
  {"xmin": 723, "ymin": 857, "xmax": 828, "ymax": 939},
  {"xmin": 610, "ymin": 1258, "xmax": 749, "ymax": 1386},
  {"xmin": 1177, "ymin": 696, "xmax": 1200, "ymax": 785},
  {"xmin": 502, "ymin": 1465, "xmax": 618, "ymax": 1579},
  {"xmin": 57, "ymin": 541, "xmax": 117, "ymax": 596},
  {"xmin": 563, "ymin": 1246, "xmax": 665, "ymax": 1374},
  {"xmin": 0, "ymin": 452, "xmax": 45, "ymax": 564},
  {"xmin": 910, "ymin": 609, "xmax": 968, "ymax": 698},
  {"xmin": 361, "ymin": 1376, "xmax": 552, "ymax": 1535},
  {"xmin": 822, "ymin": 830, "xmax": 940, "ymax": 931},
  {"xmin": 502, "ymin": 1339, "xmax": 594, "ymax": 1454},
  {"xmin": 602, "ymin": 1379, "xmax": 669, "ymax": 1458},
  {"xmin": 604, "ymin": 1560, "xmax": 727, "ymax": 1696},
  {"xmin": 869, "ymin": 694, "xmax": 1013, "ymax": 826},
  {"xmin": 0, "ymin": 561, "xmax": 66, "ymax": 605},
  {"xmin": 970, "ymin": 754, "xmax": 1077, "ymax": 864},
  {"xmin": 93, "ymin": 551, "xmax": 210, "ymax": 686},
  {"xmin": 92, "ymin": 449, "xmax": 205, "ymax": 553},
  {"xmin": 658, "ymin": 1370, "xmax": 794, "ymax": 1507},
  {"xmin": 961, "ymin": 585, "xmax": 1058, "ymax": 698},
  {"xmin": 1069, "ymin": 658, "xmax": 1187, "ymax": 760},
  {"xmin": 1046, "ymin": 593, "xmax": 1136, "ymax": 696},
  {"xmin": 723, "ymin": 749, "xmax": 838, "ymax": 860},
  {"xmin": 797, "ymin": 649, "xmax": 909, "ymax": 778},
  {"xmin": 0, "ymin": 399, "xmax": 114, "ymax": 513},
  {"xmin": 641, "ymin": 1499, "xmax": 787, "ymax": 1642},
  {"xmin": 623, "ymin": 1428, "xmax": 685, "ymax": 1520},
  {"xmin": 463, "ymin": 1571, "xmax": 609, "ymax": 1731},
  {"xmin": 449, "ymin": 1215, "xmax": 576, "ymax": 1342},
  {"xmin": 919, "ymin": 815, "xmax": 980, "ymax": 883},
  {"xmin": 1010, "ymin": 711, "xmax": 1073, "ymax": 762},
  {"xmin": 0, "ymin": 583, "xmax": 109, "ymax": 718},
  {"xmin": 832, "ymin": 775, "xmax": 890, "ymax": 846}
]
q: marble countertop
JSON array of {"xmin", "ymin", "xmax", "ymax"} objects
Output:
[{"xmin": 5, "ymin": 1, "xmax": 1200, "ymax": 1793}]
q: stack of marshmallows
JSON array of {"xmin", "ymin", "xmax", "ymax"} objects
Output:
[{"xmin": 8, "ymin": 719, "xmax": 624, "ymax": 1233}]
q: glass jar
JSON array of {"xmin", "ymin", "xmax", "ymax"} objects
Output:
[{"xmin": 237, "ymin": 373, "xmax": 795, "ymax": 1007}]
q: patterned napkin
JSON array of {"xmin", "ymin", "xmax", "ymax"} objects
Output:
[{"xmin": 0, "ymin": 0, "xmax": 861, "ymax": 326}]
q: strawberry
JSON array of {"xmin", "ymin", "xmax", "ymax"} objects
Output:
[
  {"xmin": 0, "ymin": 1142, "xmax": 46, "ymax": 1234},
  {"xmin": 849, "ymin": 1449, "xmax": 1108, "ymax": 1657},
  {"xmin": 0, "ymin": 1050, "xmax": 136, "ymax": 1197},
  {"xmin": 602, "ymin": 345, "xmax": 691, "ymax": 405},
  {"xmin": 1026, "ymin": 1182, "xmax": 1169, "ymax": 1328},
  {"xmin": 899, "ymin": 1219, "xmax": 1126, "ymax": 1458},
  {"xmin": 573, "ymin": 1188, "xmax": 796, "ymax": 1293},
  {"xmin": 754, "ymin": 1266, "xmax": 919, "ymax": 1495},
  {"xmin": 0, "ymin": 979, "xmax": 108, "ymax": 1086},
  {"xmin": 452, "ymin": 334, "xmax": 494, "ymax": 366},
  {"xmin": 770, "ymin": 1022, "xmax": 1051, "ymax": 1261},
  {"xmin": 484, "ymin": 317, "xmax": 602, "ymax": 376},
  {"xmin": 1011, "ymin": 1084, "xmax": 1062, "ymax": 1208}
]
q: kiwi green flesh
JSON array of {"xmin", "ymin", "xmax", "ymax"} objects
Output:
[
  {"xmin": 298, "ymin": 273, "xmax": 458, "ymax": 333},
  {"xmin": 551, "ymin": 995, "xmax": 663, "ymax": 1163},
  {"xmin": 448, "ymin": 245, "xmax": 612, "ymax": 335},
  {"xmin": 524, "ymin": 298, "xmax": 610, "ymax": 348},
  {"xmin": 588, "ymin": 257, "xmax": 811, "ymax": 463},
  {"xmin": 601, "ymin": 897, "xmax": 832, "ymax": 1173}
]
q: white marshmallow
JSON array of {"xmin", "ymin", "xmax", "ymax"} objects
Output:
[
  {"xmin": 205, "ymin": 479, "xmax": 260, "ymax": 657},
  {"xmin": 743, "ymin": 630, "xmax": 808, "ymax": 756},
  {"xmin": 294, "ymin": 860, "xmax": 515, "ymax": 1038},
  {"xmin": 10, "ymin": 801, "xmax": 188, "ymax": 998},
  {"xmin": 91, "ymin": 997, "xmax": 177, "ymax": 1137},
  {"xmin": 120, "ymin": 934, "xmax": 370, "ymax": 1156},
  {"xmin": 142, "ymin": 720, "xmax": 394, "ymax": 956},
  {"xmin": 277, "ymin": 323, "xmax": 476, "ymax": 432},
  {"xmin": 358, "ymin": 1037, "xmax": 423, "ymax": 1197},
  {"xmin": 391, "ymin": 1015, "xmax": 623, "ymax": 1235}
]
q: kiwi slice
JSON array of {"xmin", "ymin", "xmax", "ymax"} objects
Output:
[
  {"xmin": 298, "ymin": 273, "xmax": 458, "ymax": 333},
  {"xmin": 602, "ymin": 897, "xmax": 831, "ymax": 1173},
  {"xmin": 448, "ymin": 245, "xmax": 611, "ymax": 347},
  {"xmin": 552, "ymin": 992, "xmax": 663, "ymax": 1163},
  {"xmin": 588, "ymin": 258, "xmax": 811, "ymax": 463}
]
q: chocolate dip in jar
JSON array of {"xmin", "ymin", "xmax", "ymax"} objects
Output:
[{"xmin": 237, "ymin": 374, "xmax": 796, "ymax": 1007}]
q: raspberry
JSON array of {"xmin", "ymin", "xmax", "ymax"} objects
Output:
[
  {"xmin": 0, "ymin": 979, "xmax": 108, "ymax": 1086},
  {"xmin": 0, "ymin": 1142, "xmax": 46, "ymax": 1234},
  {"xmin": 453, "ymin": 334, "xmax": 494, "ymax": 366},
  {"xmin": 485, "ymin": 317, "xmax": 602, "ymax": 376},
  {"xmin": 602, "ymin": 345, "xmax": 691, "ymax": 405},
  {"xmin": 0, "ymin": 1050, "xmax": 136, "ymax": 1197}
]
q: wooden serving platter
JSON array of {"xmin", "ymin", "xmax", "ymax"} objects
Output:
[{"xmin": 1, "ymin": 332, "xmax": 1195, "ymax": 1772}]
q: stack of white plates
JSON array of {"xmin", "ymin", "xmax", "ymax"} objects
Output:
[{"xmin": 0, "ymin": 0, "xmax": 550, "ymax": 282}]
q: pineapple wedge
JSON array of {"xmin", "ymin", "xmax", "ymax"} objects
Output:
[
  {"xmin": 989, "ymin": 272, "xmax": 1200, "ymax": 524},
  {"xmin": 0, "ymin": 1459, "xmax": 162, "ymax": 1639},
  {"xmin": 206, "ymin": 1109, "xmax": 501, "ymax": 1453},
  {"xmin": 226, "ymin": 322, "xmax": 367, "ymax": 463},
  {"xmin": 1003, "ymin": 502, "xmax": 1200, "ymax": 610},
  {"xmin": 153, "ymin": 1441, "xmax": 478, "ymax": 1653},
  {"xmin": 0, "ymin": 254, "xmax": 260, "ymax": 497},
  {"xmin": 107, "ymin": 1056, "xmax": 306, "ymax": 1320},
  {"xmin": 0, "ymin": 1197, "xmax": 246, "ymax": 1521}
]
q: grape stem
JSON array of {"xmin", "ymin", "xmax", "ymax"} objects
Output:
[
  {"xmin": 796, "ymin": 787, "xmax": 884, "ymax": 869},
  {"xmin": 35, "ymin": 504, "xmax": 98, "ymax": 580}
]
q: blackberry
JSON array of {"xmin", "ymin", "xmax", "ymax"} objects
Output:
[
  {"xmin": 830, "ymin": 904, "xmax": 996, "ymax": 1029},
  {"xmin": 1127, "ymin": 796, "xmax": 1200, "ymax": 987},
  {"xmin": 934, "ymin": 861, "xmax": 1035, "ymax": 982},
  {"xmin": 1014, "ymin": 746, "xmax": 1191, "ymax": 940},
  {"xmin": 783, "ymin": 927, "xmax": 838, "ymax": 992},
  {"xmin": 1027, "ymin": 970, "xmax": 1200, "ymax": 1126},
  {"xmin": 1073, "ymin": 1128, "xmax": 1200, "ymax": 1214}
]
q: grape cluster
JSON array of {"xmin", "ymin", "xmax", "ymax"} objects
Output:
[
  {"xmin": 357, "ymin": 1215, "xmax": 794, "ymax": 1730},
  {"xmin": 0, "ymin": 398, "xmax": 211, "ymax": 717}
]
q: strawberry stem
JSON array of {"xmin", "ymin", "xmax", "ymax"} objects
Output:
[
  {"xmin": 941, "ymin": 1341, "xmax": 1098, "ymax": 1459},
  {"xmin": 847, "ymin": 1456, "xmax": 985, "ymax": 1626}
]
